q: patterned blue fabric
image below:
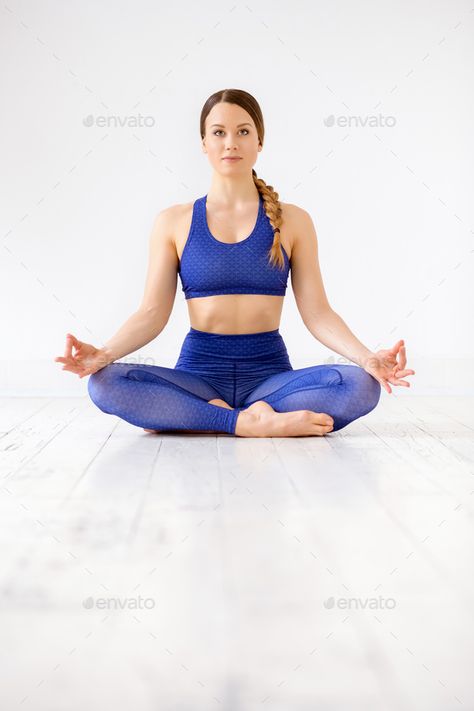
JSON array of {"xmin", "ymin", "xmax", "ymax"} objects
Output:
[
  {"xmin": 178, "ymin": 194, "xmax": 290, "ymax": 299},
  {"xmin": 87, "ymin": 327, "xmax": 381, "ymax": 435}
]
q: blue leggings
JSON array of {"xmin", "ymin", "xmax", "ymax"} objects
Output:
[{"xmin": 87, "ymin": 327, "xmax": 381, "ymax": 435}]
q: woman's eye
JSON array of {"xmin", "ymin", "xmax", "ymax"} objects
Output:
[{"xmin": 213, "ymin": 129, "xmax": 249, "ymax": 136}]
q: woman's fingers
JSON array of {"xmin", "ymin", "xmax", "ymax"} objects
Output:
[
  {"xmin": 390, "ymin": 339, "xmax": 404, "ymax": 356},
  {"xmin": 66, "ymin": 333, "xmax": 82, "ymax": 358},
  {"xmin": 377, "ymin": 377, "xmax": 392, "ymax": 394},
  {"xmin": 56, "ymin": 337, "xmax": 87, "ymax": 377},
  {"xmin": 56, "ymin": 353, "xmax": 82, "ymax": 372},
  {"xmin": 391, "ymin": 342, "xmax": 405, "ymax": 369},
  {"xmin": 56, "ymin": 357, "xmax": 77, "ymax": 367},
  {"xmin": 390, "ymin": 364, "xmax": 416, "ymax": 386},
  {"xmin": 66, "ymin": 333, "xmax": 78, "ymax": 358},
  {"xmin": 62, "ymin": 364, "xmax": 84, "ymax": 375},
  {"xmin": 391, "ymin": 341, "xmax": 406, "ymax": 366},
  {"xmin": 399, "ymin": 344, "xmax": 407, "ymax": 370},
  {"xmin": 392, "ymin": 343, "xmax": 409, "ymax": 376},
  {"xmin": 55, "ymin": 355, "xmax": 78, "ymax": 367},
  {"xmin": 389, "ymin": 375, "xmax": 411, "ymax": 387}
]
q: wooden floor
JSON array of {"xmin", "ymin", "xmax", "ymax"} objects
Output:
[{"xmin": 0, "ymin": 395, "xmax": 473, "ymax": 711}]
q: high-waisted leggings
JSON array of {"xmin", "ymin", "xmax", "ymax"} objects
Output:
[{"xmin": 87, "ymin": 327, "xmax": 381, "ymax": 435}]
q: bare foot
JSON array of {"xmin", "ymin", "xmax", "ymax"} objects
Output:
[
  {"xmin": 235, "ymin": 400, "xmax": 334, "ymax": 438},
  {"xmin": 143, "ymin": 398, "xmax": 234, "ymax": 434},
  {"xmin": 208, "ymin": 398, "xmax": 234, "ymax": 410}
]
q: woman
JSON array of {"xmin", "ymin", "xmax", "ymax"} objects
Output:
[{"xmin": 54, "ymin": 88, "xmax": 415, "ymax": 437}]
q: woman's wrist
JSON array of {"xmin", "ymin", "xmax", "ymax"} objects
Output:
[
  {"xmin": 100, "ymin": 346, "xmax": 117, "ymax": 366},
  {"xmin": 359, "ymin": 351, "xmax": 377, "ymax": 370}
]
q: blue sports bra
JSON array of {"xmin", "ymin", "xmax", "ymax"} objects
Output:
[{"xmin": 178, "ymin": 194, "xmax": 291, "ymax": 300}]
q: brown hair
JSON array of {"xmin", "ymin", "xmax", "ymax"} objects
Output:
[{"xmin": 200, "ymin": 88, "xmax": 286, "ymax": 270}]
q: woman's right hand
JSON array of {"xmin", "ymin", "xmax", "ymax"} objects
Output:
[{"xmin": 54, "ymin": 333, "xmax": 112, "ymax": 379}]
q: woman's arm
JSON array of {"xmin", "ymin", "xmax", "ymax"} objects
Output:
[
  {"xmin": 289, "ymin": 206, "xmax": 374, "ymax": 368},
  {"xmin": 102, "ymin": 207, "xmax": 179, "ymax": 362},
  {"xmin": 300, "ymin": 308, "xmax": 374, "ymax": 368},
  {"xmin": 289, "ymin": 206, "xmax": 416, "ymax": 390},
  {"xmin": 102, "ymin": 308, "xmax": 169, "ymax": 363}
]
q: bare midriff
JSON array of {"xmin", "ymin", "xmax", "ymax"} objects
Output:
[{"xmin": 173, "ymin": 201, "xmax": 293, "ymax": 335}]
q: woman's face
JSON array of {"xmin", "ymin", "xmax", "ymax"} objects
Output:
[{"xmin": 202, "ymin": 102, "xmax": 262, "ymax": 175}]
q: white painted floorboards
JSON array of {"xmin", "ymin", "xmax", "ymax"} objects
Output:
[{"xmin": 0, "ymin": 395, "xmax": 473, "ymax": 711}]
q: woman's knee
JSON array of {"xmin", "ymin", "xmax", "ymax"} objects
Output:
[
  {"xmin": 349, "ymin": 366, "xmax": 381, "ymax": 413},
  {"xmin": 87, "ymin": 363, "xmax": 124, "ymax": 411},
  {"xmin": 329, "ymin": 364, "xmax": 381, "ymax": 413}
]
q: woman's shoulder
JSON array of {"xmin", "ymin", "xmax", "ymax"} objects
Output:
[
  {"xmin": 158, "ymin": 201, "xmax": 194, "ymax": 222},
  {"xmin": 280, "ymin": 201, "xmax": 309, "ymax": 220},
  {"xmin": 156, "ymin": 201, "xmax": 195, "ymax": 236},
  {"xmin": 156, "ymin": 202, "xmax": 195, "ymax": 259},
  {"xmin": 277, "ymin": 202, "xmax": 311, "ymax": 254}
]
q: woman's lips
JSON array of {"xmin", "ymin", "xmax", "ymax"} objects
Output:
[{"xmin": 222, "ymin": 157, "xmax": 241, "ymax": 161}]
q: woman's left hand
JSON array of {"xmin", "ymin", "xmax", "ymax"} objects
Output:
[{"xmin": 363, "ymin": 339, "xmax": 415, "ymax": 394}]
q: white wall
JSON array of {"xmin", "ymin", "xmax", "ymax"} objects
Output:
[{"xmin": 1, "ymin": 0, "xmax": 473, "ymax": 396}]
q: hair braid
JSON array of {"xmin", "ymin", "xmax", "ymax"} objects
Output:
[{"xmin": 252, "ymin": 168, "xmax": 285, "ymax": 270}]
